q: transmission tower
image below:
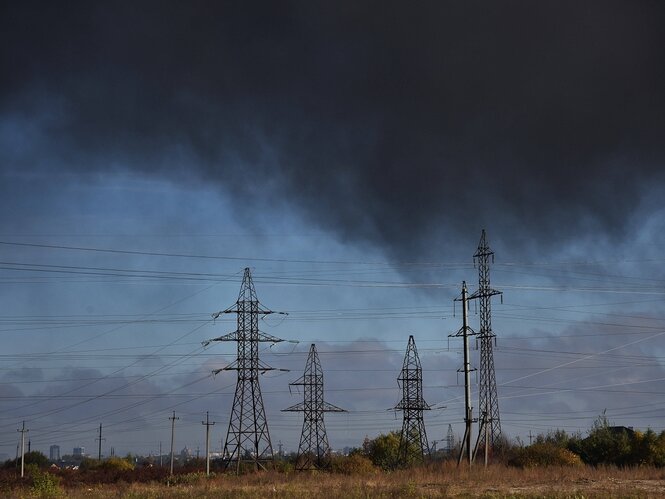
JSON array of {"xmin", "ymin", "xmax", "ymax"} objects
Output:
[
  {"xmin": 446, "ymin": 424, "xmax": 455, "ymax": 456},
  {"xmin": 203, "ymin": 268, "xmax": 286, "ymax": 473},
  {"xmin": 393, "ymin": 335, "xmax": 430, "ymax": 466},
  {"xmin": 468, "ymin": 229, "xmax": 503, "ymax": 452},
  {"xmin": 283, "ymin": 344, "xmax": 345, "ymax": 470}
]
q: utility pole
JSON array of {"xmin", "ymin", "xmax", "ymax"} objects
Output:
[
  {"xmin": 278, "ymin": 440, "xmax": 283, "ymax": 458},
  {"xmin": 283, "ymin": 344, "xmax": 345, "ymax": 470},
  {"xmin": 17, "ymin": 421, "xmax": 28, "ymax": 478},
  {"xmin": 451, "ymin": 282, "xmax": 476, "ymax": 466},
  {"xmin": 393, "ymin": 335, "xmax": 430, "ymax": 467},
  {"xmin": 159, "ymin": 442, "xmax": 162, "ymax": 467},
  {"xmin": 203, "ymin": 268, "xmax": 288, "ymax": 473},
  {"xmin": 96, "ymin": 423, "xmax": 106, "ymax": 461},
  {"xmin": 468, "ymin": 230, "xmax": 503, "ymax": 454},
  {"xmin": 202, "ymin": 412, "xmax": 216, "ymax": 476},
  {"xmin": 169, "ymin": 411, "xmax": 179, "ymax": 476}
]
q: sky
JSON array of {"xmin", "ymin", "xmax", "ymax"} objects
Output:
[{"xmin": 1, "ymin": 1, "xmax": 665, "ymax": 459}]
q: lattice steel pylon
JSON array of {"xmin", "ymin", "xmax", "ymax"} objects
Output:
[
  {"xmin": 446, "ymin": 424, "xmax": 455, "ymax": 456},
  {"xmin": 468, "ymin": 230, "xmax": 503, "ymax": 451},
  {"xmin": 203, "ymin": 268, "xmax": 286, "ymax": 473},
  {"xmin": 393, "ymin": 335, "xmax": 430, "ymax": 466},
  {"xmin": 283, "ymin": 344, "xmax": 345, "ymax": 470}
]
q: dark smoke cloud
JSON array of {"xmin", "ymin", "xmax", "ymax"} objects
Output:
[{"xmin": 2, "ymin": 1, "xmax": 664, "ymax": 258}]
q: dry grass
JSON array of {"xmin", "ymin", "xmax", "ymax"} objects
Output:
[{"xmin": 7, "ymin": 462, "xmax": 665, "ymax": 498}]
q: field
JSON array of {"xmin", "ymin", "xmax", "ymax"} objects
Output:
[{"xmin": 4, "ymin": 462, "xmax": 665, "ymax": 498}]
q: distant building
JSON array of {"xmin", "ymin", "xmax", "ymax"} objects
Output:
[
  {"xmin": 50, "ymin": 445, "xmax": 60, "ymax": 461},
  {"xmin": 180, "ymin": 446, "xmax": 192, "ymax": 462},
  {"xmin": 609, "ymin": 426, "xmax": 635, "ymax": 437},
  {"xmin": 73, "ymin": 447, "xmax": 85, "ymax": 458}
]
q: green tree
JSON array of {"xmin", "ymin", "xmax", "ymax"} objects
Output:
[
  {"xmin": 630, "ymin": 429, "xmax": 665, "ymax": 466},
  {"xmin": 361, "ymin": 431, "xmax": 401, "ymax": 470},
  {"xmin": 579, "ymin": 415, "xmax": 632, "ymax": 466}
]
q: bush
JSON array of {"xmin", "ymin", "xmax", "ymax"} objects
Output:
[
  {"xmin": 100, "ymin": 457, "xmax": 135, "ymax": 472},
  {"xmin": 331, "ymin": 454, "xmax": 376, "ymax": 475},
  {"xmin": 78, "ymin": 457, "xmax": 100, "ymax": 471},
  {"xmin": 30, "ymin": 467, "xmax": 62, "ymax": 497},
  {"xmin": 631, "ymin": 429, "xmax": 665, "ymax": 466},
  {"xmin": 578, "ymin": 415, "xmax": 632, "ymax": 466},
  {"xmin": 166, "ymin": 471, "xmax": 207, "ymax": 485},
  {"xmin": 508, "ymin": 443, "xmax": 582, "ymax": 468},
  {"xmin": 273, "ymin": 459, "xmax": 294, "ymax": 474},
  {"xmin": 361, "ymin": 432, "xmax": 401, "ymax": 470}
]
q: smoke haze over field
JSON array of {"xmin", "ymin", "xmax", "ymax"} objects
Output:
[
  {"xmin": 3, "ymin": 1, "xmax": 665, "ymax": 257},
  {"xmin": 1, "ymin": 1, "xmax": 665, "ymax": 459}
]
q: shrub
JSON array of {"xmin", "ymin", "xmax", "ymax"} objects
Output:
[
  {"xmin": 331, "ymin": 454, "xmax": 376, "ymax": 475},
  {"xmin": 78, "ymin": 457, "xmax": 100, "ymax": 471},
  {"xmin": 273, "ymin": 459, "xmax": 295, "ymax": 474},
  {"xmin": 100, "ymin": 457, "xmax": 135, "ymax": 472},
  {"xmin": 166, "ymin": 471, "xmax": 207, "ymax": 485},
  {"xmin": 578, "ymin": 415, "xmax": 632, "ymax": 466},
  {"xmin": 508, "ymin": 443, "xmax": 582, "ymax": 468},
  {"xmin": 361, "ymin": 431, "xmax": 401, "ymax": 470},
  {"xmin": 29, "ymin": 466, "xmax": 62, "ymax": 497}
]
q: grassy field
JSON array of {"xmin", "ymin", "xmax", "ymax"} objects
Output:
[{"xmin": 6, "ymin": 462, "xmax": 665, "ymax": 498}]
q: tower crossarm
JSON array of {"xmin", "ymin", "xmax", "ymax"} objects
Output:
[
  {"xmin": 212, "ymin": 360, "xmax": 284, "ymax": 375},
  {"xmin": 201, "ymin": 330, "xmax": 239, "ymax": 347},
  {"xmin": 394, "ymin": 399, "xmax": 431, "ymax": 411},
  {"xmin": 214, "ymin": 307, "xmax": 287, "ymax": 318},
  {"xmin": 467, "ymin": 288, "xmax": 502, "ymax": 300},
  {"xmin": 321, "ymin": 402, "xmax": 346, "ymax": 413},
  {"xmin": 282, "ymin": 402, "xmax": 306, "ymax": 412},
  {"xmin": 203, "ymin": 330, "xmax": 285, "ymax": 347}
]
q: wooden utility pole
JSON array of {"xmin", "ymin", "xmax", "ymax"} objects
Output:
[
  {"xmin": 202, "ymin": 412, "xmax": 216, "ymax": 476},
  {"xmin": 96, "ymin": 423, "xmax": 106, "ymax": 461},
  {"xmin": 17, "ymin": 421, "xmax": 28, "ymax": 478},
  {"xmin": 169, "ymin": 411, "xmax": 179, "ymax": 476}
]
